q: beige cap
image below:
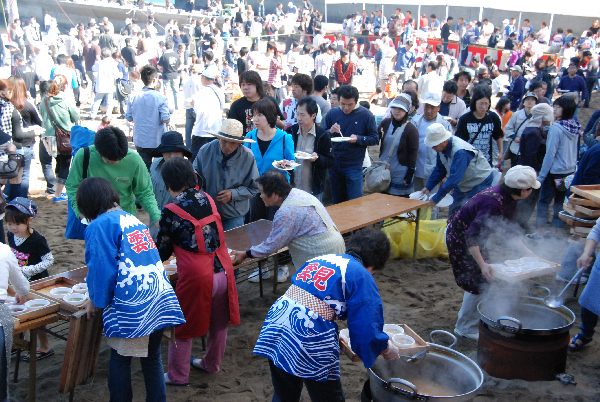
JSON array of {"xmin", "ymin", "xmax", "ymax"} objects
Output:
[
  {"xmin": 504, "ymin": 165, "xmax": 541, "ymax": 189},
  {"xmin": 424, "ymin": 123, "xmax": 452, "ymax": 147}
]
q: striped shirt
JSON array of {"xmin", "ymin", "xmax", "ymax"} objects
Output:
[{"xmin": 268, "ymin": 55, "xmax": 284, "ymax": 88}]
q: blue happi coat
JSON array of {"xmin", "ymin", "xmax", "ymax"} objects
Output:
[
  {"xmin": 253, "ymin": 253, "xmax": 389, "ymax": 382},
  {"xmin": 85, "ymin": 210, "xmax": 185, "ymax": 338}
]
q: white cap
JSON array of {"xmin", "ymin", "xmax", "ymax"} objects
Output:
[
  {"xmin": 424, "ymin": 123, "xmax": 452, "ymax": 147},
  {"xmin": 202, "ymin": 65, "xmax": 219, "ymax": 80},
  {"xmin": 422, "ymin": 92, "xmax": 441, "ymax": 107},
  {"xmin": 504, "ymin": 165, "xmax": 541, "ymax": 189}
]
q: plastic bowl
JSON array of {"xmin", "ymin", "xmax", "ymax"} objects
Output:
[
  {"xmin": 50, "ymin": 287, "xmax": 73, "ymax": 297},
  {"xmin": 383, "ymin": 324, "xmax": 405, "ymax": 337},
  {"xmin": 72, "ymin": 283, "xmax": 88, "ymax": 294},
  {"xmin": 164, "ymin": 264, "xmax": 177, "ymax": 274},
  {"xmin": 502, "ymin": 266, "xmax": 522, "ymax": 274},
  {"xmin": 392, "ymin": 334, "xmax": 416, "ymax": 348},
  {"xmin": 25, "ymin": 299, "xmax": 50, "ymax": 309},
  {"xmin": 339, "ymin": 328, "xmax": 351, "ymax": 348},
  {"xmin": 5, "ymin": 296, "xmax": 16, "ymax": 305},
  {"xmin": 63, "ymin": 293, "xmax": 87, "ymax": 306},
  {"xmin": 520, "ymin": 257, "xmax": 540, "ymax": 264},
  {"xmin": 504, "ymin": 260, "xmax": 524, "ymax": 267},
  {"xmin": 9, "ymin": 305, "xmax": 27, "ymax": 316}
]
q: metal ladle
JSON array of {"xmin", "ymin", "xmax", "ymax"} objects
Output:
[
  {"xmin": 397, "ymin": 350, "xmax": 426, "ymax": 364},
  {"xmin": 544, "ymin": 267, "xmax": 586, "ymax": 308}
]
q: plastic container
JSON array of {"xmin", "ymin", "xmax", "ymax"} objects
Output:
[
  {"xmin": 9, "ymin": 305, "xmax": 26, "ymax": 315},
  {"xmin": 392, "ymin": 334, "xmax": 416, "ymax": 348},
  {"xmin": 72, "ymin": 283, "xmax": 88, "ymax": 293},
  {"xmin": 25, "ymin": 299, "xmax": 50, "ymax": 309},
  {"xmin": 50, "ymin": 287, "xmax": 73, "ymax": 297},
  {"xmin": 383, "ymin": 324, "xmax": 405, "ymax": 337},
  {"xmin": 63, "ymin": 293, "xmax": 88, "ymax": 306}
]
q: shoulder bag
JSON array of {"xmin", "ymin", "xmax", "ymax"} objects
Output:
[
  {"xmin": 364, "ymin": 123, "xmax": 407, "ymax": 193},
  {"xmin": 44, "ymin": 98, "xmax": 72, "ymax": 156},
  {"xmin": 504, "ymin": 114, "xmax": 531, "ymax": 160},
  {"xmin": 0, "ymin": 150, "xmax": 24, "ymax": 179}
]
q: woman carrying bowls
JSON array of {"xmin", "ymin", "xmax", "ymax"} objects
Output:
[
  {"xmin": 446, "ymin": 166, "xmax": 539, "ymax": 341},
  {"xmin": 253, "ymin": 228, "xmax": 399, "ymax": 401},
  {"xmin": 78, "ymin": 177, "xmax": 185, "ymax": 401},
  {"xmin": 155, "ymin": 157, "xmax": 240, "ymax": 384}
]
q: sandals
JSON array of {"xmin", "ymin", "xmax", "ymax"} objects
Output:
[
  {"xmin": 190, "ymin": 358, "xmax": 208, "ymax": 372},
  {"xmin": 21, "ymin": 349, "xmax": 54, "ymax": 362},
  {"xmin": 569, "ymin": 333, "xmax": 593, "ymax": 351}
]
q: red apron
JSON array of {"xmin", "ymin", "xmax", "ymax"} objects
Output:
[{"xmin": 164, "ymin": 193, "xmax": 241, "ymax": 338}]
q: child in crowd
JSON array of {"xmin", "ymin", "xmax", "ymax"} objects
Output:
[
  {"xmin": 5, "ymin": 197, "xmax": 54, "ymax": 361},
  {"xmin": 222, "ymin": 60, "xmax": 234, "ymax": 86},
  {"xmin": 384, "ymin": 72, "xmax": 398, "ymax": 105},
  {"xmin": 97, "ymin": 115, "xmax": 111, "ymax": 131}
]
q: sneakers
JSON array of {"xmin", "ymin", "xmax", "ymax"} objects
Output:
[
  {"xmin": 53, "ymin": 194, "xmax": 68, "ymax": 202},
  {"xmin": 556, "ymin": 274, "xmax": 588, "ymax": 285},
  {"xmin": 248, "ymin": 267, "xmax": 271, "ymax": 282},
  {"xmin": 277, "ymin": 265, "xmax": 289, "ymax": 283},
  {"xmin": 454, "ymin": 328, "xmax": 479, "ymax": 341}
]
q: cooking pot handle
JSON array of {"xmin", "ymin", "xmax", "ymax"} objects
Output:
[
  {"xmin": 529, "ymin": 285, "xmax": 551, "ymax": 298},
  {"xmin": 429, "ymin": 330, "xmax": 457, "ymax": 349},
  {"xmin": 387, "ymin": 378, "xmax": 418, "ymax": 400},
  {"xmin": 497, "ymin": 316, "xmax": 523, "ymax": 332}
]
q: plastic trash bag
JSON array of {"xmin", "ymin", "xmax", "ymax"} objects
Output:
[{"xmin": 383, "ymin": 215, "xmax": 449, "ymax": 260}]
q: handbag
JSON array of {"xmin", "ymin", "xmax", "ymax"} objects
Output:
[
  {"xmin": 0, "ymin": 150, "xmax": 23, "ymax": 179},
  {"xmin": 364, "ymin": 123, "xmax": 407, "ymax": 193},
  {"xmin": 117, "ymin": 80, "xmax": 133, "ymax": 97},
  {"xmin": 504, "ymin": 114, "xmax": 531, "ymax": 160},
  {"xmin": 44, "ymin": 98, "xmax": 72, "ymax": 156}
]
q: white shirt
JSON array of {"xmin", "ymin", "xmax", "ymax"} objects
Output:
[
  {"xmin": 192, "ymin": 84, "xmax": 224, "ymax": 137},
  {"xmin": 92, "ymin": 58, "xmax": 120, "ymax": 94},
  {"xmin": 538, "ymin": 27, "xmax": 550, "ymax": 43},
  {"xmin": 295, "ymin": 54, "xmax": 314, "ymax": 75},
  {"xmin": 482, "ymin": 22, "xmax": 494, "ymax": 37},
  {"xmin": 315, "ymin": 53, "xmax": 333, "ymax": 76},
  {"xmin": 34, "ymin": 52, "xmax": 54, "ymax": 81},
  {"xmin": 560, "ymin": 46, "xmax": 577, "ymax": 68},
  {"xmin": 417, "ymin": 71, "xmax": 444, "ymax": 97},
  {"xmin": 0, "ymin": 243, "xmax": 29, "ymax": 302},
  {"xmin": 280, "ymin": 97, "xmax": 322, "ymax": 129},
  {"xmin": 183, "ymin": 74, "xmax": 203, "ymax": 109}
]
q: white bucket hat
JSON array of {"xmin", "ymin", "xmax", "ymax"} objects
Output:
[
  {"xmin": 424, "ymin": 123, "xmax": 452, "ymax": 147},
  {"xmin": 206, "ymin": 119, "xmax": 256, "ymax": 143},
  {"xmin": 504, "ymin": 165, "xmax": 541, "ymax": 189}
]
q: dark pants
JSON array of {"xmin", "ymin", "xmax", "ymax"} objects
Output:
[
  {"xmin": 442, "ymin": 39, "xmax": 449, "ymax": 52},
  {"xmin": 190, "ymin": 136, "xmax": 216, "ymax": 162},
  {"xmin": 269, "ymin": 359, "xmax": 345, "ymax": 402},
  {"xmin": 249, "ymin": 193, "xmax": 278, "ymax": 223},
  {"xmin": 185, "ymin": 108, "xmax": 196, "ymax": 148},
  {"xmin": 135, "ymin": 146, "xmax": 155, "ymax": 172},
  {"xmin": 55, "ymin": 154, "xmax": 72, "ymax": 184},
  {"xmin": 39, "ymin": 140, "xmax": 56, "ymax": 192},
  {"xmin": 115, "ymin": 87, "xmax": 127, "ymax": 115},
  {"xmin": 580, "ymin": 306, "xmax": 598, "ymax": 339},
  {"xmin": 107, "ymin": 329, "xmax": 166, "ymax": 402},
  {"xmin": 328, "ymin": 166, "xmax": 364, "ymax": 205},
  {"xmin": 585, "ymin": 76, "xmax": 597, "ymax": 108},
  {"xmin": 536, "ymin": 173, "xmax": 570, "ymax": 228},
  {"xmin": 460, "ymin": 47, "xmax": 469, "ymax": 66}
]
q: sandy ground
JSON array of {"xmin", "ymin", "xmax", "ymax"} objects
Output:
[{"xmin": 5, "ymin": 79, "xmax": 600, "ymax": 401}]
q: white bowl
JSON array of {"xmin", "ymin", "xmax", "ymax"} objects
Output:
[
  {"xmin": 72, "ymin": 283, "xmax": 88, "ymax": 294},
  {"xmin": 520, "ymin": 257, "xmax": 539, "ymax": 264},
  {"xmin": 504, "ymin": 260, "xmax": 524, "ymax": 267},
  {"xmin": 383, "ymin": 324, "xmax": 405, "ymax": 337},
  {"xmin": 63, "ymin": 293, "xmax": 88, "ymax": 306},
  {"xmin": 50, "ymin": 287, "xmax": 73, "ymax": 297},
  {"xmin": 9, "ymin": 305, "xmax": 27, "ymax": 316},
  {"xmin": 25, "ymin": 299, "xmax": 50, "ymax": 309},
  {"xmin": 502, "ymin": 266, "xmax": 522, "ymax": 274},
  {"xmin": 519, "ymin": 264, "xmax": 537, "ymax": 271},
  {"xmin": 392, "ymin": 334, "xmax": 416, "ymax": 348},
  {"xmin": 339, "ymin": 328, "xmax": 350, "ymax": 347},
  {"xmin": 5, "ymin": 296, "xmax": 16, "ymax": 305},
  {"xmin": 164, "ymin": 264, "xmax": 177, "ymax": 274}
]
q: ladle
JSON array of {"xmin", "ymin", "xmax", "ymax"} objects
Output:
[
  {"xmin": 544, "ymin": 267, "xmax": 586, "ymax": 308},
  {"xmin": 397, "ymin": 350, "xmax": 426, "ymax": 364}
]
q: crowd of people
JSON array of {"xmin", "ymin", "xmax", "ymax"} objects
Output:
[{"xmin": 0, "ymin": 2, "xmax": 599, "ymax": 401}]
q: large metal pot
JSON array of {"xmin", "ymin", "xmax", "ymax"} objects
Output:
[
  {"xmin": 368, "ymin": 331, "xmax": 484, "ymax": 401},
  {"xmin": 477, "ymin": 290, "xmax": 575, "ymax": 339}
]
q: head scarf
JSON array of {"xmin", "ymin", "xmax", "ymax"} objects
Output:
[{"xmin": 526, "ymin": 103, "xmax": 554, "ymax": 128}]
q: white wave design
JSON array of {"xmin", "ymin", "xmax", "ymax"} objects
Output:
[{"xmin": 119, "ymin": 213, "xmax": 141, "ymax": 231}]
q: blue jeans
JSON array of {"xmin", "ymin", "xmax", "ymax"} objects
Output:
[
  {"xmin": 580, "ymin": 306, "xmax": 598, "ymax": 338},
  {"xmin": 328, "ymin": 166, "xmax": 363, "ymax": 205},
  {"xmin": 257, "ymin": 3, "xmax": 264, "ymax": 16},
  {"xmin": 448, "ymin": 172, "xmax": 494, "ymax": 215},
  {"xmin": 185, "ymin": 108, "xmax": 196, "ymax": 148},
  {"xmin": 90, "ymin": 92, "xmax": 112, "ymax": 118},
  {"xmin": 558, "ymin": 242, "xmax": 596, "ymax": 280},
  {"xmin": 269, "ymin": 359, "xmax": 345, "ymax": 402},
  {"xmin": 39, "ymin": 140, "xmax": 56, "ymax": 192},
  {"xmin": 222, "ymin": 216, "xmax": 245, "ymax": 231},
  {"xmin": 536, "ymin": 174, "xmax": 570, "ymax": 228},
  {"xmin": 107, "ymin": 329, "xmax": 166, "ymax": 402},
  {"xmin": 164, "ymin": 77, "xmax": 180, "ymax": 109}
]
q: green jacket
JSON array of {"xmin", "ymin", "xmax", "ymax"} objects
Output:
[
  {"xmin": 65, "ymin": 146, "xmax": 161, "ymax": 222},
  {"xmin": 39, "ymin": 94, "xmax": 79, "ymax": 137}
]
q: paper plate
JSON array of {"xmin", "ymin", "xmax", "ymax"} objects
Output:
[
  {"xmin": 409, "ymin": 191, "xmax": 429, "ymax": 201},
  {"xmin": 294, "ymin": 151, "xmax": 312, "ymax": 160},
  {"xmin": 431, "ymin": 193, "xmax": 454, "ymax": 208},
  {"xmin": 442, "ymin": 116, "xmax": 452, "ymax": 121},
  {"xmin": 272, "ymin": 160, "xmax": 300, "ymax": 170},
  {"xmin": 331, "ymin": 137, "xmax": 352, "ymax": 142}
]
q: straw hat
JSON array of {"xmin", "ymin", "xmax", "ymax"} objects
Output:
[{"xmin": 206, "ymin": 119, "xmax": 256, "ymax": 143}]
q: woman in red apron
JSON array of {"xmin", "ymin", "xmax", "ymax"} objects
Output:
[{"xmin": 156, "ymin": 157, "xmax": 240, "ymax": 386}]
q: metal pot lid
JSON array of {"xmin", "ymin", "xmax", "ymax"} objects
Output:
[{"xmin": 477, "ymin": 296, "xmax": 575, "ymax": 332}]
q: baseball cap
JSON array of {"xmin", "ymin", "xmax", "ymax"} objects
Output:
[
  {"xmin": 523, "ymin": 92, "xmax": 538, "ymax": 101},
  {"xmin": 422, "ymin": 92, "xmax": 441, "ymax": 107},
  {"xmin": 510, "ymin": 65, "xmax": 523, "ymax": 73},
  {"xmin": 389, "ymin": 93, "xmax": 412, "ymax": 113},
  {"xmin": 202, "ymin": 65, "xmax": 219, "ymax": 79},
  {"xmin": 504, "ymin": 165, "xmax": 541, "ymax": 190},
  {"xmin": 7, "ymin": 197, "xmax": 37, "ymax": 218}
]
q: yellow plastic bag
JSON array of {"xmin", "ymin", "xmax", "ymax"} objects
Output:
[{"xmin": 383, "ymin": 214, "xmax": 449, "ymax": 260}]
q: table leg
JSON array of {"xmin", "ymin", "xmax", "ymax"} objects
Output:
[
  {"xmin": 28, "ymin": 328, "xmax": 37, "ymax": 402},
  {"xmin": 273, "ymin": 254, "xmax": 279, "ymax": 294},
  {"xmin": 413, "ymin": 208, "xmax": 421, "ymax": 261}
]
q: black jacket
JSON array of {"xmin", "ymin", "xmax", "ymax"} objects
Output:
[
  {"xmin": 441, "ymin": 23, "xmax": 451, "ymax": 40},
  {"xmin": 286, "ymin": 123, "xmax": 334, "ymax": 196}
]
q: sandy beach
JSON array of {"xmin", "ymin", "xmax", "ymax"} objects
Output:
[{"xmin": 5, "ymin": 84, "xmax": 600, "ymax": 401}]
